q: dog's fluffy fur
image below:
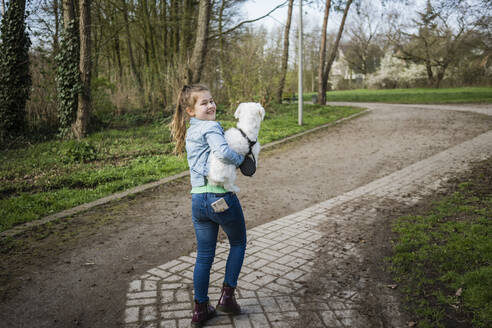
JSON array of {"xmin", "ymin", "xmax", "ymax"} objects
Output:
[{"xmin": 208, "ymin": 102, "xmax": 265, "ymax": 192}]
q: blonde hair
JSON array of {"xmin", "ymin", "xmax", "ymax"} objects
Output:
[{"xmin": 170, "ymin": 84, "xmax": 210, "ymax": 154}]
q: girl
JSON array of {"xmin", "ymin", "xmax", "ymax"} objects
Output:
[{"xmin": 170, "ymin": 84, "xmax": 247, "ymax": 327}]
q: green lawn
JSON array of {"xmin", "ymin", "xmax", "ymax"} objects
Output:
[
  {"xmin": 303, "ymin": 87, "xmax": 492, "ymax": 104},
  {"xmin": 0, "ymin": 103, "xmax": 362, "ymax": 232},
  {"xmin": 388, "ymin": 158, "xmax": 492, "ymax": 328}
]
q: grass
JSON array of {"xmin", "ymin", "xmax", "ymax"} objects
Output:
[
  {"xmin": 388, "ymin": 158, "xmax": 492, "ymax": 328},
  {"xmin": 0, "ymin": 103, "xmax": 363, "ymax": 233},
  {"xmin": 303, "ymin": 87, "xmax": 492, "ymax": 104}
]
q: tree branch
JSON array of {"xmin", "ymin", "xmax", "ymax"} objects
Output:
[{"xmin": 208, "ymin": 0, "xmax": 288, "ymax": 39}]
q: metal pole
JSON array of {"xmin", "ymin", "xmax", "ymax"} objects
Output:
[{"xmin": 298, "ymin": 0, "xmax": 303, "ymax": 125}]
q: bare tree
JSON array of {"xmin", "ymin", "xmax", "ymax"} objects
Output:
[
  {"xmin": 187, "ymin": 0, "xmax": 211, "ymax": 84},
  {"xmin": 341, "ymin": 3, "xmax": 384, "ymax": 76},
  {"xmin": 276, "ymin": 0, "xmax": 294, "ymax": 104},
  {"xmin": 120, "ymin": 0, "xmax": 144, "ymax": 102},
  {"xmin": 474, "ymin": 1, "xmax": 492, "ymax": 68},
  {"xmin": 317, "ymin": 0, "xmax": 353, "ymax": 104},
  {"xmin": 391, "ymin": 0, "xmax": 472, "ymax": 88},
  {"xmin": 180, "ymin": 0, "xmax": 194, "ymax": 62},
  {"xmin": 317, "ymin": 0, "xmax": 331, "ymax": 104},
  {"xmin": 72, "ymin": 0, "xmax": 91, "ymax": 138}
]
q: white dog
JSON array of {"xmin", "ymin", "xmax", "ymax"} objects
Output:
[{"xmin": 208, "ymin": 102, "xmax": 265, "ymax": 192}]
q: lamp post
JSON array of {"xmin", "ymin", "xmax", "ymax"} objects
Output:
[{"xmin": 298, "ymin": 0, "xmax": 303, "ymax": 125}]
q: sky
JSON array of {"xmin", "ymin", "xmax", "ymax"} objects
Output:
[
  {"xmin": 239, "ymin": 0, "xmax": 427, "ymax": 34},
  {"xmin": 240, "ymin": 0, "xmax": 326, "ymax": 33}
]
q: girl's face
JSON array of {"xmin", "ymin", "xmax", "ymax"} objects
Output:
[{"xmin": 186, "ymin": 91, "xmax": 216, "ymax": 121}]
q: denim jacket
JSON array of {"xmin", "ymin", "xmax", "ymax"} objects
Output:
[{"xmin": 186, "ymin": 118, "xmax": 244, "ymax": 187}]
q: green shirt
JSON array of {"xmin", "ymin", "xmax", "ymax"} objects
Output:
[{"xmin": 191, "ymin": 183, "xmax": 228, "ymax": 194}]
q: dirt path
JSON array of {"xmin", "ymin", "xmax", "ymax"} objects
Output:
[{"xmin": 1, "ymin": 104, "xmax": 491, "ymax": 328}]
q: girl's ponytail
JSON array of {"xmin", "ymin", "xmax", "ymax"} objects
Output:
[
  {"xmin": 170, "ymin": 84, "xmax": 209, "ymax": 155},
  {"xmin": 170, "ymin": 86, "xmax": 188, "ymax": 155}
]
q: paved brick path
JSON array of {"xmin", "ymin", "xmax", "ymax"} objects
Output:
[{"xmin": 123, "ymin": 126, "xmax": 491, "ymax": 327}]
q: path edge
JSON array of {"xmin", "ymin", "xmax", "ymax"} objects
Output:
[{"xmin": 1, "ymin": 109, "xmax": 370, "ymax": 239}]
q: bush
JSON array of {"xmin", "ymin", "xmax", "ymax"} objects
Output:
[
  {"xmin": 26, "ymin": 52, "xmax": 58, "ymax": 136},
  {"xmin": 92, "ymin": 77, "xmax": 116, "ymax": 115},
  {"xmin": 366, "ymin": 53, "xmax": 427, "ymax": 89},
  {"xmin": 58, "ymin": 140, "xmax": 98, "ymax": 163}
]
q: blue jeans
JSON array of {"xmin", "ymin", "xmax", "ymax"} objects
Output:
[{"xmin": 191, "ymin": 192, "xmax": 247, "ymax": 303}]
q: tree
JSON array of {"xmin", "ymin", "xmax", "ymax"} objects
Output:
[
  {"xmin": 219, "ymin": 28, "xmax": 280, "ymax": 106},
  {"xmin": 120, "ymin": 0, "xmax": 144, "ymax": 102},
  {"xmin": 275, "ymin": 0, "xmax": 294, "ymax": 103},
  {"xmin": 465, "ymin": 0, "xmax": 492, "ymax": 74},
  {"xmin": 317, "ymin": 0, "xmax": 353, "ymax": 104},
  {"xmin": 0, "ymin": 0, "xmax": 31, "ymax": 141},
  {"xmin": 341, "ymin": 3, "xmax": 384, "ymax": 76},
  {"xmin": 391, "ymin": 0, "xmax": 473, "ymax": 88},
  {"xmin": 17, "ymin": 0, "xmax": 292, "ymax": 134},
  {"xmin": 72, "ymin": 0, "xmax": 91, "ymax": 138},
  {"xmin": 317, "ymin": 0, "xmax": 331, "ymax": 105},
  {"xmin": 55, "ymin": 0, "xmax": 79, "ymax": 137},
  {"xmin": 187, "ymin": 0, "xmax": 211, "ymax": 84}
]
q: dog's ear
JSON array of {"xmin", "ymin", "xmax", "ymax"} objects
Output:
[
  {"xmin": 234, "ymin": 103, "xmax": 245, "ymax": 119},
  {"xmin": 257, "ymin": 103, "xmax": 265, "ymax": 121}
]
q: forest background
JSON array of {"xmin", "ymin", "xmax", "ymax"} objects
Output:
[{"xmin": 0, "ymin": 0, "xmax": 491, "ymax": 144}]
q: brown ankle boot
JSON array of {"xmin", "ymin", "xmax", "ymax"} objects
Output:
[
  {"xmin": 191, "ymin": 300, "xmax": 216, "ymax": 327},
  {"xmin": 216, "ymin": 283, "xmax": 241, "ymax": 314}
]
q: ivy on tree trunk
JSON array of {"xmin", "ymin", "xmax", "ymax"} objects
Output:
[
  {"xmin": 0, "ymin": 0, "xmax": 31, "ymax": 141},
  {"xmin": 55, "ymin": 19, "xmax": 81, "ymax": 138}
]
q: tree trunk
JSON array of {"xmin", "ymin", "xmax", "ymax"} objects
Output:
[
  {"xmin": 92, "ymin": 10, "xmax": 103, "ymax": 79},
  {"xmin": 425, "ymin": 60, "xmax": 434, "ymax": 87},
  {"xmin": 160, "ymin": 0, "xmax": 168, "ymax": 62},
  {"xmin": 171, "ymin": 0, "xmax": 180, "ymax": 60},
  {"xmin": 114, "ymin": 36, "xmax": 122, "ymax": 79},
  {"xmin": 110, "ymin": 10, "xmax": 123, "ymax": 80},
  {"xmin": 276, "ymin": 0, "xmax": 294, "ymax": 104},
  {"xmin": 53, "ymin": 0, "xmax": 60, "ymax": 53},
  {"xmin": 58, "ymin": 0, "xmax": 79, "ymax": 138},
  {"xmin": 320, "ymin": 0, "xmax": 352, "ymax": 104},
  {"xmin": 187, "ymin": 0, "xmax": 210, "ymax": 84},
  {"xmin": 434, "ymin": 64, "xmax": 447, "ymax": 88},
  {"xmin": 317, "ymin": 0, "xmax": 331, "ymax": 104},
  {"xmin": 1, "ymin": 0, "xmax": 5, "ymax": 17},
  {"xmin": 180, "ymin": 0, "xmax": 193, "ymax": 61},
  {"xmin": 142, "ymin": 0, "xmax": 156, "ymax": 64},
  {"xmin": 72, "ymin": 0, "xmax": 91, "ymax": 139},
  {"xmin": 62, "ymin": 0, "xmax": 76, "ymax": 27},
  {"xmin": 217, "ymin": 0, "xmax": 226, "ymax": 82},
  {"xmin": 120, "ymin": 0, "xmax": 144, "ymax": 104},
  {"xmin": 140, "ymin": 0, "xmax": 150, "ymax": 68},
  {"xmin": 0, "ymin": 0, "xmax": 30, "ymax": 139}
]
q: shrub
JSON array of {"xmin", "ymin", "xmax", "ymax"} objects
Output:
[
  {"xmin": 58, "ymin": 140, "xmax": 97, "ymax": 163},
  {"xmin": 366, "ymin": 53, "xmax": 427, "ymax": 89}
]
